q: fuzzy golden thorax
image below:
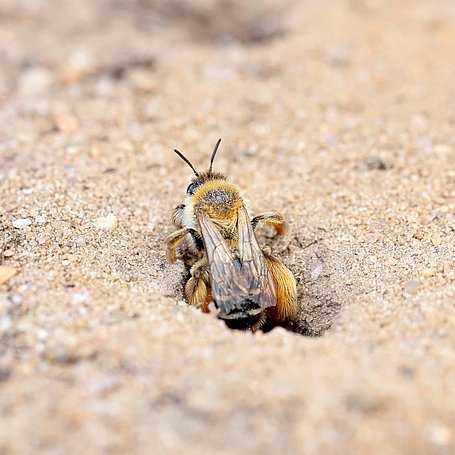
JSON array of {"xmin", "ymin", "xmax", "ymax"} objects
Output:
[
  {"xmin": 194, "ymin": 180, "xmax": 243, "ymax": 227},
  {"xmin": 184, "ymin": 173, "xmax": 244, "ymax": 232}
]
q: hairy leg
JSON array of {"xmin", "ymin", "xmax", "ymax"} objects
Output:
[
  {"xmin": 263, "ymin": 249, "xmax": 298, "ymax": 323},
  {"xmin": 172, "ymin": 204, "xmax": 185, "ymax": 228},
  {"xmin": 165, "ymin": 227, "xmax": 204, "ymax": 262},
  {"xmin": 166, "ymin": 227, "xmax": 191, "ymax": 262},
  {"xmin": 185, "ymin": 257, "xmax": 212, "ymax": 313},
  {"xmin": 252, "ymin": 211, "xmax": 287, "ymax": 235}
]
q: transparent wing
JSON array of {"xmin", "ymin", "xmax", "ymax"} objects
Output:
[
  {"xmin": 197, "ymin": 207, "xmax": 276, "ymax": 317},
  {"xmin": 237, "ymin": 206, "xmax": 277, "ymax": 309}
]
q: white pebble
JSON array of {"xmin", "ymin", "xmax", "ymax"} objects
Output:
[
  {"xmin": 35, "ymin": 215, "xmax": 47, "ymax": 223},
  {"xmin": 12, "ymin": 218, "xmax": 32, "ymax": 229},
  {"xmin": 11, "ymin": 295, "xmax": 23, "ymax": 305},
  {"xmin": 74, "ymin": 236, "xmax": 86, "ymax": 247},
  {"xmin": 95, "ymin": 213, "xmax": 118, "ymax": 230},
  {"xmin": 19, "ymin": 67, "xmax": 52, "ymax": 95},
  {"xmin": 38, "ymin": 328, "xmax": 48, "ymax": 340},
  {"xmin": 72, "ymin": 291, "xmax": 91, "ymax": 305},
  {"xmin": 428, "ymin": 424, "xmax": 452, "ymax": 446},
  {"xmin": 311, "ymin": 263, "xmax": 324, "ymax": 281},
  {"xmin": 0, "ymin": 317, "xmax": 12, "ymax": 332}
]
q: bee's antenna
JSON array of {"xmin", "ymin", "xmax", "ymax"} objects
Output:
[
  {"xmin": 208, "ymin": 138, "xmax": 222, "ymax": 173},
  {"xmin": 174, "ymin": 149, "xmax": 199, "ymax": 177}
]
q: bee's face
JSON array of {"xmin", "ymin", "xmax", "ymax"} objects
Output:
[
  {"xmin": 184, "ymin": 172, "xmax": 227, "ymax": 198},
  {"xmin": 186, "ymin": 181, "xmax": 202, "ymax": 196}
]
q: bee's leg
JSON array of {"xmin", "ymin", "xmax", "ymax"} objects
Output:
[
  {"xmin": 172, "ymin": 204, "xmax": 185, "ymax": 228},
  {"xmin": 166, "ymin": 227, "xmax": 204, "ymax": 262},
  {"xmin": 251, "ymin": 212, "xmax": 287, "ymax": 235},
  {"xmin": 185, "ymin": 257, "xmax": 212, "ymax": 313},
  {"xmin": 166, "ymin": 228, "xmax": 189, "ymax": 262},
  {"xmin": 249, "ymin": 312, "xmax": 268, "ymax": 333},
  {"xmin": 262, "ymin": 248, "xmax": 298, "ymax": 324}
]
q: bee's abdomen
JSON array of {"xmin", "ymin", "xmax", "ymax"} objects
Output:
[
  {"xmin": 217, "ymin": 299, "xmax": 264, "ymax": 331},
  {"xmin": 223, "ymin": 313, "xmax": 263, "ymax": 330}
]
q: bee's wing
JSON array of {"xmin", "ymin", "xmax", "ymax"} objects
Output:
[
  {"xmin": 197, "ymin": 207, "xmax": 276, "ymax": 317},
  {"xmin": 197, "ymin": 210, "xmax": 245, "ymax": 315},
  {"xmin": 237, "ymin": 206, "xmax": 277, "ymax": 310}
]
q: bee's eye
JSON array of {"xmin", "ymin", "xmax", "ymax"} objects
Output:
[{"xmin": 186, "ymin": 182, "xmax": 201, "ymax": 195}]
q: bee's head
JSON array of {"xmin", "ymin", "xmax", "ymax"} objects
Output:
[
  {"xmin": 173, "ymin": 139, "xmax": 242, "ymax": 223},
  {"xmin": 174, "ymin": 138, "xmax": 227, "ymax": 197},
  {"xmin": 184, "ymin": 171, "xmax": 227, "ymax": 196}
]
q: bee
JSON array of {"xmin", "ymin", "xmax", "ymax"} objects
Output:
[{"xmin": 166, "ymin": 139, "xmax": 298, "ymax": 331}]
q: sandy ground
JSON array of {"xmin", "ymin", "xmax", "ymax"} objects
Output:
[{"xmin": 0, "ymin": 0, "xmax": 454, "ymax": 453}]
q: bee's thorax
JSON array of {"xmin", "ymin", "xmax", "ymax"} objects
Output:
[{"xmin": 193, "ymin": 179, "xmax": 243, "ymax": 225}]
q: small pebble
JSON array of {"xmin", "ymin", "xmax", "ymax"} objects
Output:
[
  {"xmin": 18, "ymin": 67, "xmax": 52, "ymax": 95},
  {"xmin": 95, "ymin": 213, "xmax": 118, "ymax": 230},
  {"xmin": 0, "ymin": 266, "xmax": 17, "ymax": 286},
  {"xmin": 147, "ymin": 217, "xmax": 157, "ymax": 230},
  {"xmin": 361, "ymin": 156, "xmax": 389, "ymax": 171},
  {"xmin": 442, "ymin": 263, "xmax": 452, "ymax": 275},
  {"xmin": 0, "ymin": 317, "xmax": 12, "ymax": 332},
  {"xmin": 310, "ymin": 263, "xmax": 324, "ymax": 281},
  {"xmin": 65, "ymin": 254, "xmax": 79, "ymax": 263},
  {"xmin": 386, "ymin": 257, "xmax": 398, "ymax": 266},
  {"xmin": 422, "ymin": 268, "xmax": 436, "ymax": 278},
  {"xmin": 53, "ymin": 111, "xmax": 79, "ymax": 134},
  {"xmin": 11, "ymin": 295, "xmax": 23, "ymax": 305},
  {"xmin": 12, "ymin": 218, "xmax": 32, "ymax": 229},
  {"xmin": 404, "ymin": 280, "xmax": 420, "ymax": 294},
  {"xmin": 431, "ymin": 236, "xmax": 441, "ymax": 247},
  {"xmin": 325, "ymin": 45, "xmax": 349, "ymax": 66},
  {"xmin": 72, "ymin": 291, "xmax": 91, "ymax": 305},
  {"xmin": 74, "ymin": 236, "xmax": 87, "ymax": 247},
  {"xmin": 37, "ymin": 328, "xmax": 48, "ymax": 340},
  {"xmin": 433, "ymin": 144, "xmax": 451, "ymax": 155},
  {"xmin": 428, "ymin": 423, "xmax": 452, "ymax": 447}
]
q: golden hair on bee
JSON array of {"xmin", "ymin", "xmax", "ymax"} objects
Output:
[{"xmin": 166, "ymin": 139, "xmax": 298, "ymax": 331}]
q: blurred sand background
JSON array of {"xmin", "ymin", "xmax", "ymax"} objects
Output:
[{"xmin": 0, "ymin": 0, "xmax": 454, "ymax": 453}]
